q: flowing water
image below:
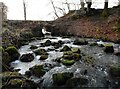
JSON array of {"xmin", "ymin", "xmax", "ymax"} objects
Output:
[{"xmin": 10, "ymin": 35, "xmax": 120, "ymax": 88}]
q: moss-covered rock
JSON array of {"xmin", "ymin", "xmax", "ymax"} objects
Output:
[
  {"xmin": 83, "ymin": 56, "xmax": 95, "ymax": 64},
  {"xmin": 66, "ymin": 77, "xmax": 88, "ymax": 87},
  {"xmin": 30, "ymin": 45, "xmax": 38, "ymax": 50},
  {"xmin": 5, "ymin": 46, "xmax": 20, "ymax": 62},
  {"xmin": 44, "ymin": 40, "xmax": 52, "ymax": 46},
  {"xmin": 63, "ymin": 53, "xmax": 81, "ymax": 61},
  {"xmin": 34, "ymin": 49, "xmax": 48, "ymax": 55},
  {"xmin": 1, "ymin": 72, "xmax": 37, "ymax": 89},
  {"xmin": 73, "ymin": 39, "xmax": 88, "ymax": 45},
  {"xmin": 71, "ymin": 48, "xmax": 81, "ymax": 53},
  {"xmin": 104, "ymin": 44, "xmax": 114, "ymax": 53},
  {"xmin": 89, "ymin": 42, "xmax": 98, "ymax": 46},
  {"xmin": 20, "ymin": 53, "xmax": 34, "ymax": 62},
  {"xmin": 53, "ymin": 72, "xmax": 73, "ymax": 85},
  {"xmin": 60, "ymin": 45, "xmax": 71, "ymax": 52},
  {"xmin": 29, "ymin": 65, "xmax": 46, "ymax": 77},
  {"xmin": 39, "ymin": 55, "xmax": 48, "ymax": 60},
  {"xmin": 109, "ymin": 65, "xmax": 120, "ymax": 77},
  {"xmin": 61, "ymin": 58, "xmax": 75, "ymax": 66}
]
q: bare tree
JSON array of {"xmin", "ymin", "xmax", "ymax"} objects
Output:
[
  {"xmin": 23, "ymin": 0, "xmax": 26, "ymax": 20},
  {"xmin": 50, "ymin": 0, "xmax": 59, "ymax": 18},
  {"xmin": 85, "ymin": 0, "xmax": 92, "ymax": 12}
]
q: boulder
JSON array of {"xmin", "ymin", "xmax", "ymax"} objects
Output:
[
  {"xmin": 104, "ymin": 44, "xmax": 114, "ymax": 53},
  {"xmin": 39, "ymin": 55, "xmax": 48, "ymax": 60},
  {"xmin": 1, "ymin": 72, "xmax": 37, "ymax": 89},
  {"xmin": 73, "ymin": 39, "xmax": 88, "ymax": 45},
  {"xmin": 60, "ymin": 58, "xmax": 75, "ymax": 66},
  {"xmin": 53, "ymin": 72, "xmax": 73, "ymax": 85},
  {"xmin": 29, "ymin": 65, "xmax": 46, "ymax": 77},
  {"xmin": 66, "ymin": 77, "xmax": 88, "ymax": 87},
  {"xmin": 60, "ymin": 45, "xmax": 71, "ymax": 52},
  {"xmin": 44, "ymin": 40, "xmax": 52, "ymax": 46},
  {"xmin": 34, "ymin": 49, "xmax": 48, "ymax": 55},
  {"xmin": 5, "ymin": 46, "xmax": 20, "ymax": 62},
  {"xmin": 30, "ymin": 45, "xmax": 38, "ymax": 50},
  {"xmin": 20, "ymin": 53, "xmax": 34, "ymax": 62}
]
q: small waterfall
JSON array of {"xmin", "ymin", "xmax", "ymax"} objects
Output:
[{"xmin": 42, "ymin": 27, "xmax": 51, "ymax": 38}]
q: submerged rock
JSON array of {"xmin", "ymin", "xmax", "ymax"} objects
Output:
[
  {"xmin": 53, "ymin": 72, "xmax": 73, "ymax": 85},
  {"xmin": 5, "ymin": 46, "xmax": 20, "ymax": 62},
  {"xmin": 83, "ymin": 56, "xmax": 95, "ymax": 64},
  {"xmin": 113, "ymin": 51, "xmax": 120, "ymax": 56},
  {"xmin": 109, "ymin": 65, "xmax": 120, "ymax": 77},
  {"xmin": 104, "ymin": 44, "xmax": 114, "ymax": 53},
  {"xmin": 60, "ymin": 45, "xmax": 71, "ymax": 52},
  {"xmin": 20, "ymin": 53, "xmax": 34, "ymax": 62},
  {"xmin": 73, "ymin": 39, "xmax": 88, "ymax": 45},
  {"xmin": 29, "ymin": 65, "xmax": 46, "ymax": 77}
]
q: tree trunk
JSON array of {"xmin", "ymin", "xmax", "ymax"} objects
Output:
[
  {"xmin": 23, "ymin": 0, "xmax": 26, "ymax": 20},
  {"xmin": 102, "ymin": 0, "xmax": 108, "ymax": 18}
]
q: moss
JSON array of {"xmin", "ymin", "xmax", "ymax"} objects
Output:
[
  {"xmin": 29, "ymin": 65, "xmax": 46, "ymax": 77},
  {"xmin": 60, "ymin": 45, "xmax": 71, "ymax": 52},
  {"xmin": 89, "ymin": 42, "xmax": 98, "ymax": 46},
  {"xmin": 34, "ymin": 49, "xmax": 48, "ymax": 55},
  {"xmin": 0, "ymin": 47, "xmax": 4, "ymax": 53},
  {"xmin": 109, "ymin": 65, "xmax": 120, "ymax": 77},
  {"xmin": 66, "ymin": 77, "xmax": 88, "ymax": 87},
  {"xmin": 73, "ymin": 39, "xmax": 88, "ymax": 45},
  {"xmin": 5, "ymin": 46, "xmax": 20, "ymax": 61},
  {"xmin": 83, "ymin": 56, "xmax": 95, "ymax": 64},
  {"xmin": 39, "ymin": 55, "xmax": 48, "ymax": 60},
  {"xmin": 71, "ymin": 48, "xmax": 81, "ymax": 53},
  {"xmin": 103, "ymin": 44, "xmax": 114, "ymax": 53},
  {"xmin": 61, "ymin": 59, "xmax": 75, "ymax": 66},
  {"xmin": 30, "ymin": 45, "xmax": 38, "ymax": 49},
  {"xmin": 53, "ymin": 72, "xmax": 73, "ymax": 85},
  {"xmin": 1, "ymin": 72, "xmax": 22, "ymax": 83},
  {"xmin": 8, "ymin": 79, "xmax": 23, "ymax": 87},
  {"xmin": 44, "ymin": 40, "xmax": 52, "ymax": 46}
]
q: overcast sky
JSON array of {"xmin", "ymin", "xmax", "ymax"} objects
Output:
[{"xmin": 0, "ymin": 0, "xmax": 119, "ymax": 21}]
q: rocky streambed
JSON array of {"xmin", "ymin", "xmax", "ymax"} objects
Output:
[{"xmin": 1, "ymin": 36, "xmax": 120, "ymax": 89}]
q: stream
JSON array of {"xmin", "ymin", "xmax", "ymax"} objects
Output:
[{"xmin": 10, "ymin": 35, "xmax": 120, "ymax": 88}]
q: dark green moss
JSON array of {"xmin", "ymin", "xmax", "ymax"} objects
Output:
[
  {"xmin": 61, "ymin": 59, "xmax": 75, "ymax": 66},
  {"xmin": 53, "ymin": 72, "xmax": 73, "ymax": 85},
  {"xmin": 60, "ymin": 45, "xmax": 71, "ymax": 52},
  {"xmin": 39, "ymin": 55, "xmax": 48, "ymax": 60},
  {"xmin": 29, "ymin": 65, "xmax": 46, "ymax": 77},
  {"xmin": 34, "ymin": 49, "xmax": 48, "ymax": 55},
  {"xmin": 5, "ymin": 46, "xmax": 20, "ymax": 61},
  {"xmin": 66, "ymin": 77, "xmax": 88, "ymax": 87}
]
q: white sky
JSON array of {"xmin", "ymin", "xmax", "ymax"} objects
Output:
[{"xmin": 0, "ymin": 0, "xmax": 119, "ymax": 21}]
